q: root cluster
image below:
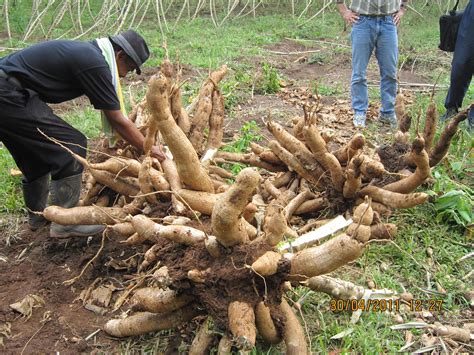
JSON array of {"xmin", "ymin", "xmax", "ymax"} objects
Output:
[{"xmin": 43, "ymin": 60, "xmax": 470, "ymax": 353}]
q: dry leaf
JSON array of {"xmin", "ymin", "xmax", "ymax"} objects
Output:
[
  {"xmin": 412, "ymin": 344, "xmax": 439, "ymax": 354},
  {"xmin": 9, "ymin": 168, "xmax": 22, "ymax": 177},
  {"xmin": 89, "ymin": 285, "xmax": 115, "ymax": 308},
  {"xmin": 41, "ymin": 310, "xmax": 52, "ymax": 324},
  {"xmin": 390, "ymin": 321, "xmax": 428, "ymax": 330},
  {"xmin": 105, "ymin": 256, "xmax": 138, "ymax": 270},
  {"xmin": 9, "ymin": 294, "xmax": 45, "ymax": 319},
  {"xmin": 0, "ymin": 322, "xmax": 12, "ymax": 347},
  {"xmin": 421, "ymin": 333, "xmax": 437, "ymax": 347},
  {"xmin": 84, "ymin": 303, "xmax": 108, "ymax": 315}
]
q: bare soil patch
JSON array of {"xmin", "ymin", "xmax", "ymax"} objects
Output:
[
  {"xmin": 262, "ymin": 38, "xmax": 429, "ymax": 88},
  {"xmin": 0, "ymin": 226, "xmax": 128, "ymax": 353}
]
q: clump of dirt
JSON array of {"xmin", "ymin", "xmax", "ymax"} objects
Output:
[
  {"xmin": 148, "ymin": 237, "xmax": 288, "ymax": 329},
  {"xmin": 323, "ymin": 184, "xmax": 356, "ymax": 215},
  {"xmin": 86, "ymin": 137, "xmax": 129, "ymax": 164},
  {"xmin": 376, "ymin": 142, "xmax": 410, "ymax": 173}
]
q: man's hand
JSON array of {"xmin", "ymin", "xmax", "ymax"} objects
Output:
[
  {"xmin": 342, "ymin": 9, "xmax": 359, "ymax": 25},
  {"xmin": 103, "ymin": 109, "xmax": 165, "ymax": 159},
  {"xmin": 337, "ymin": 3, "xmax": 359, "ymax": 25},
  {"xmin": 151, "ymin": 145, "xmax": 166, "ymax": 162},
  {"xmin": 393, "ymin": 8, "xmax": 406, "ymax": 26}
]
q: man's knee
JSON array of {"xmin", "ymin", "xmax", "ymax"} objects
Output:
[
  {"xmin": 52, "ymin": 130, "xmax": 87, "ymax": 179},
  {"xmin": 351, "ymin": 70, "xmax": 367, "ymax": 84},
  {"xmin": 52, "ymin": 154, "xmax": 84, "ymax": 180},
  {"xmin": 68, "ymin": 130, "xmax": 88, "ymax": 158}
]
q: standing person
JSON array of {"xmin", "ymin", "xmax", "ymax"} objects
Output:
[
  {"xmin": 336, "ymin": 0, "xmax": 408, "ymax": 128},
  {"xmin": 440, "ymin": 0, "xmax": 474, "ymax": 130},
  {"xmin": 0, "ymin": 30, "xmax": 165, "ymax": 238}
]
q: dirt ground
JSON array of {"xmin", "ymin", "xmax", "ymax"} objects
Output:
[
  {"xmin": 0, "ymin": 39, "xmax": 433, "ymax": 353},
  {"xmin": 229, "ymin": 39, "xmax": 426, "ymax": 140},
  {"xmin": 0, "ymin": 225, "xmax": 134, "ymax": 353}
]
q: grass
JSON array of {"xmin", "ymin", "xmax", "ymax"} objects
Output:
[
  {"xmin": 0, "ymin": 146, "xmax": 23, "ymax": 214},
  {"xmin": 1, "ymin": 2, "xmax": 473, "ymax": 353},
  {"xmin": 63, "ymin": 107, "xmax": 103, "ymax": 139}
]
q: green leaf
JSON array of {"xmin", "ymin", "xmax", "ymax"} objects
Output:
[
  {"xmin": 450, "ymin": 161, "xmax": 463, "ymax": 172},
  {"xmin": 435, "ymin": 190, "xmax": 463, "ymax": 210},
  {"xmin": 458, "ymin": 210, "xmax": 472, "ymax": 224}
]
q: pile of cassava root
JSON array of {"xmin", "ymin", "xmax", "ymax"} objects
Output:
[{"xmin": 42, "ymin": 58, "xmax": 471, "ymax": 353}]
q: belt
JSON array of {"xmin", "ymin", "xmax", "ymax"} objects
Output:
[
  {"xmin": 359, "ymin": 14, "xmax": 395, "ymax": 17},
  {"xmin": 0, "ymin": 69, "xmax": 23, "ymax": 88}
]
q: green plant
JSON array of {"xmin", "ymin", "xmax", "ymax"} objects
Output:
[
  {"xmin": 308, "ymin": 52, "xmax": 330, "ymax": 65},
  {"xmin": 226, "ymin": 162, "xmax": 246, "ymax": 176},
  {"xmin": 312, "ymin": 81, "xmax": 343, "ymax": 97},
  {"xmin": 221, "ymin": 120, "xmax": 262, "ymax": 176},
  {"xmin": 427, "ymin": 128, "xmax": 473, "ymax": 228},
  {"xmin": 223, "ymin": 120, "xmax": 262, "ymax": 153},
  {"xmin": 220, "ymin": 65, "xmax": 254, "ymax": 110},
  {"xmin": 220, "ymin": 77, "xmax": 249, "ymax": 110},
  {"xmin": 63, "ymin": 107, "xmax": 102, "ymax": 138},
  {"xmin": 255, "ymin": 63, "xmax": 281, "ymax": 95},
  {"xmin": 434, "ymin": 189, "xmax": 473, "ymax": 227}
]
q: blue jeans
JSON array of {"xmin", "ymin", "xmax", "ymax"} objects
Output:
[{"xmin": 350, "ymin": 15, "xmax": 398, "ymax": 116}]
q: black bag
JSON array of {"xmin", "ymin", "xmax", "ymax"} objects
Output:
[{"xmin": 439, "ymin": 0, "xmax": 463, "ymax": 52}]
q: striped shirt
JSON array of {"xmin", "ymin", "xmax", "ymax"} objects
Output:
[{"xmin": 335, "ymin": 0, "xmax": 408, "ymax": 15}]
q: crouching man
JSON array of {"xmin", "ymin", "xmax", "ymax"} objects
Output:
[{"xmin": 0, "ymin": 30, "xmax": 164, "ymax": 237}]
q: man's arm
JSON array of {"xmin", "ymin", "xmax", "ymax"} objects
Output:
[
  {"xmin": 393, "ymin": 0, "xmax": 408, "ymax": 26},
  {"xmin": 103, "ymin": 109, "xmax": 165, "ymax": 161},
  {"xmin": 75, "ymin": 65, "xmax": 165, "ymax": 161},
  {"xmin": 335, "ymin": 1, "xmax": 359, "ymax": 25}
]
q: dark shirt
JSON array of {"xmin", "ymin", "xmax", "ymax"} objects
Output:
[{"xmin": 0, "ymin": 40, "xmax": 120, "ymax": 110}]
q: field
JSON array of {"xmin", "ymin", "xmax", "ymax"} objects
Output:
[{"xmin": 0, "ymin": 1, "xmax": 473, "ymax": 354}]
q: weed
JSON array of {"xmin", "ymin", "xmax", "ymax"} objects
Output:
[
  {"xmin": 308, "ymin": 52, "xmax": 330, "ymax": 65},
  {"xmin": 0, "ymin": 215, "xmax": 23, "ymax": 246},
  {"xmin": 221, "ymin": 120, "xmax": 262, "ymax": 175},
  {"xmin": 255, "ymin": 63, "xmax": 281, "ymax": 95},
  {"xmin": 63, "ymin": 107, "xmax": 102, "ymax": 139},
  {"xmin": 430, "ymin": 168, "xmax": 474, "ymax": 227},
  {"xmin": 434, "ymin": 189, "xmax": 472, "ymax": 226},
  {"xmin": 315, "ymin": 82, "xmax": 343, "ymax": 97},
  {"xmin": 222, "ymin": 120, "xmax": 262, "ymax": 153},
  {"xmin": 424, "ymin": 128, "xmax": 474, "ymax": 228},
  {"xmin": 220, "ymin": 66, "xmax": 253, "ymax": 110}
]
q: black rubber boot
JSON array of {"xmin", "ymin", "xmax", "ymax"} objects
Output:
[
  {"xmin": 49, "ymin": 174, "xmax": 105, "ymax": 238},
  {"xmin": 22, "ymin": 174, "xmax": 50, "ymax": 230},
  {"xmin": 440, "ymin": 107, "xmax": 458, "ymax": 123}
]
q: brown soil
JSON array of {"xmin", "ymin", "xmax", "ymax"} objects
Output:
[
  {"xmin": 230, "ymin": 37, "xmax": 426, "ymax": 152},
  {"xmin": 0, "ymin": 217, "xmax": 288, "ymax": 353},
  {"xmin": 150, "ymin": 237, "xmax": 288, "ymax": 329},
  {"xmin": 262, "ymin": 38, "xmax": 428, "ymax": 87},
  {"xmin": 0, "ymin": 225, "xmax": 148, "ymax": 353},
  {"xmin": 377, "ymin": 141, "xmax": 411, "ymax": 173},
  {"xmin": 137, "ymin": 64, "xmax": 199, "ymax": 85}
]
